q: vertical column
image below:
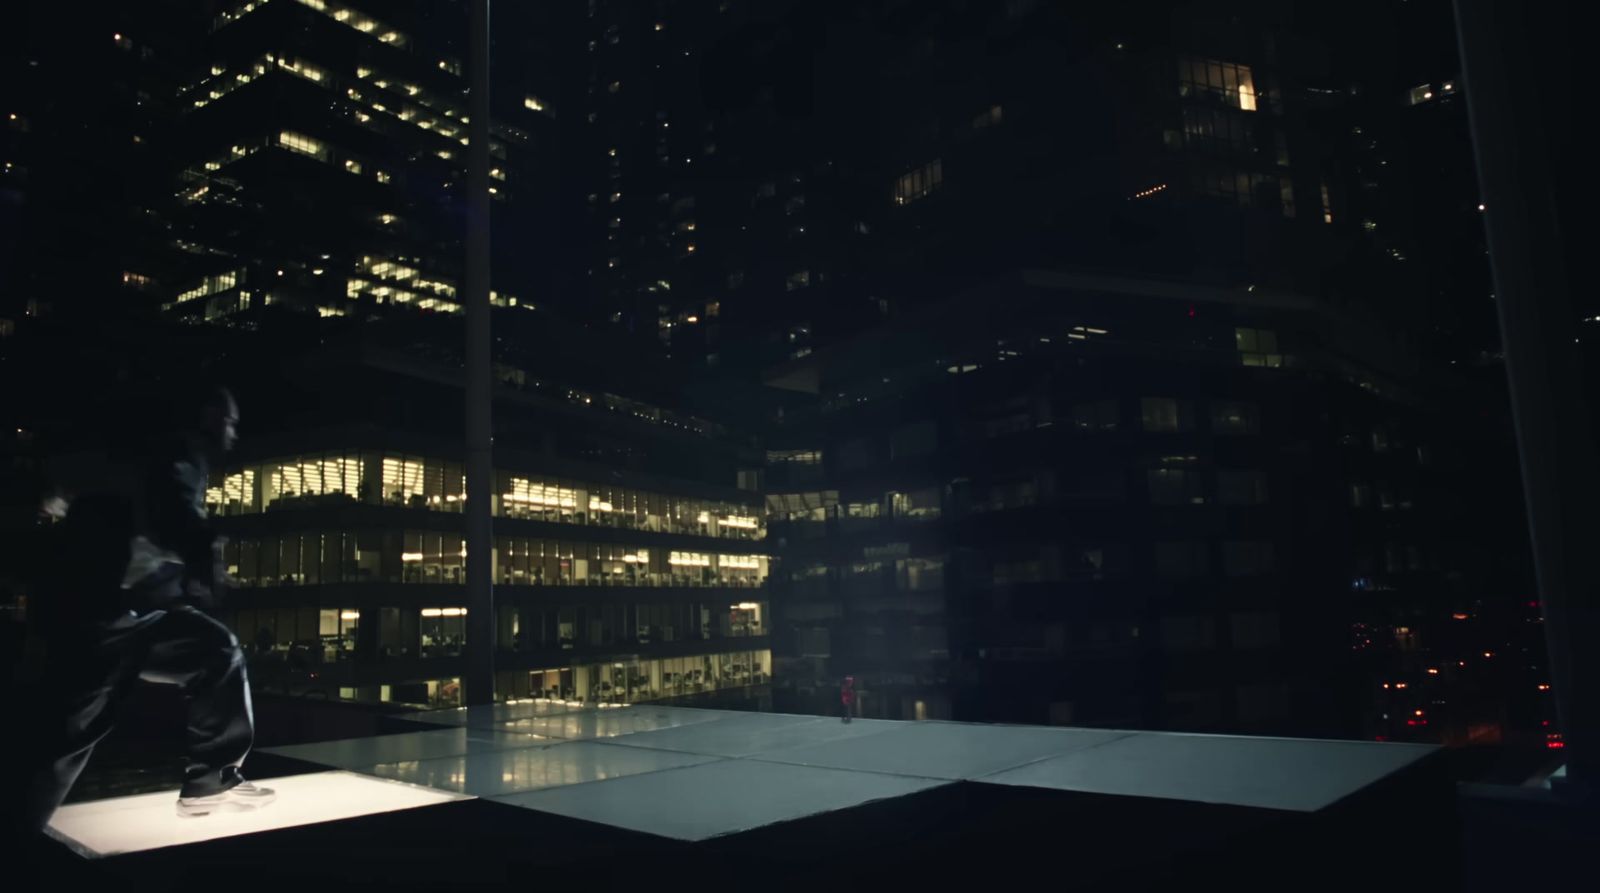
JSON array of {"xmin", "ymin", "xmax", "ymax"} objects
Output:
[
  {"xmin": 464, "ymin": 0, "xmax": 496, "ymax": 705},
  {"xmin": 1457, "ymin": 0, "xmax": 1597, "ymax": 796}
]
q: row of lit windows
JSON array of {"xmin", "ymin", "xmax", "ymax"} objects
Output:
[
  {"xmin": 345, "ymin": 276, "xmax": 460, "ymax": 313},
  {"xmin": 216, "ymin": 529, "xmax": 768, "ymax": 589},
  {"xmin": 281, "ymin": 646, "xmax": 772, "ymax": 709},
  {"xmin": 189, "ymin": 53, "xmax": 328, "ymax": 110},
  {"xmin": 349, "ymin": 76, "xmax": 468, "ymax": 145},
  {"xmin": 345, "ymin": 79, "xmax": 509, "ymax": 165},
  {"xmin": 175, "ymin": 270, "xmax": 240, "ymax": 304},
  {"xmin": 277, "ymin": 131, "xmax": 397, "ymax": 187},
  {"xmin": 204, "ymin": 451, "xmax": 765, "ymax": 539},
  {"xmin": 189, "ymin": 63, "xmax": 474, "ymax": 183},
  {"xmin": 297, "ymin": 0, "xmax": 408, "ymax": 47},
  {"xmin": 212, "ymin": 0, "xmax": 268, "ymax": 31},
  {"xmin": 226, "ymin": 605, "xmax": 769, "ymax": 667},
  {"xmin": 501, "ymin": 650, "xmax": 773, "ymax": 705},
  {"xmin": 278, "ymin": 130, "xmax": 327, "ymax": 160}
]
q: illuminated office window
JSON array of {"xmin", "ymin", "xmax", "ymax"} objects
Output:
[
  {"xmin": 277, "ymin": 56, "xmax": 325, "ymax": 83},
  {"xmin": 383, "ymin": 457, "xmax": 426, "ymax": 506},
  {"xmin": 264, "ymin": 456, "xmax": 361, "ymax": 508},
  {"xmin": 205, "ymin": 469, "xmax": 258, "ymax": 516},
  {"xmin": 1234, "ymin": 328, "xmax": 1283, "ymax": 367},
  {"xmin": 175, "ymin": 270, "xmax": 240, "ymax": 304},
  {"xmin": 318, "ymin": 609, "xmax": 361, "ymax": 661},
  {"xmin": 291, "ymin": 0, "xmax": 411, "ymax": 48},
  {"xmin": 419, "ymin": 607, "xmax": 467, "ymax": 657},
  {"xmin": 503, "ymin": 478, "xmax": 579, "ymax": 517},
  {"xmin": 893, "ymin": 159, "xmax": 943, "ymax": 205},
  {"xmin": 343, "ymin": 159, "xmax": 362, "ymax": 174},
  {"xmin": 1179, "ymin": 56, "xmax": 1258, "ymax": 111},
  {"xmin": 891, "ymin": 488, "xmax": 942, "ymax": 521},
  {"xmin": 278, "ymin": 130, "xmax": 327, "ymax": 161}
]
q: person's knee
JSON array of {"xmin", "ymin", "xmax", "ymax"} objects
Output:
[
  {"xmin": 192, "ymin": 628, "xmax": 246, "ymax": 682},
  {"xmin": 214, "ymin": 637, "xmax": 246, "ymax": 676}
]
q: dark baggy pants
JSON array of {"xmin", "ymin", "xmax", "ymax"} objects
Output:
[{"xmin": 17, "ymin": 604, "xmax": 255, "ymax": 833}]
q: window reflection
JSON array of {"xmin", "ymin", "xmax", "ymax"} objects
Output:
[{"xmin": 513, "ymin": 649, "xmax": 770, "ymax": 704}]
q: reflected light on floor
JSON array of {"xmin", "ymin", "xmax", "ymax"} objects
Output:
[{"xmin": 46, "ymin": 771, "xmax": 471, "ymax": 858}]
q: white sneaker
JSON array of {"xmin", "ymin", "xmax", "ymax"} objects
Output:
[{"xmin": 176, "ymin": 780, "xmax": 277, "ymax": 818}]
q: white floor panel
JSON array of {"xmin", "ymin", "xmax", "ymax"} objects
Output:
[
  {"xmin": 261, "ymin": 727, "xmax": 548, "ymax": 769},
  {"xmin": 979, "ymin": 732, "xmax": 1438, "ymax": 811},
  {"xmin": 364, "ymin": 740, "xmax": 721, "ymax": 796},
  {"xmin": 46, "ymin": 771, "xmax": 469, "ymax": 858},
  {"xmin": 492, "ymin": 758, "xmax": 947, "ymax": 841},
  {"xmin": 750, "ymin": 721, "xmax": 1133, "ymax": 780},
  {"xmin": 395, "ymin": 700, "xmax": 591, "ymax": 728}
]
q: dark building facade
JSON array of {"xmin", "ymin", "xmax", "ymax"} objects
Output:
[
  {"xmin": 764, "ymin": 272, "xmax": 1444, "ymax": 735},
  {"xmin": 739, "ymin": 0, "xmax": 1540, "ymax": 745}
]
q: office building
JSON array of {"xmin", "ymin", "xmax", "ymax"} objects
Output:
[
  {"xmin": 201, "ymin": 334, "xmax": 773, "ymax": 710},
  {"xmin": 161, "ymin": 0, "xmax": 560, "ymax": 322}
]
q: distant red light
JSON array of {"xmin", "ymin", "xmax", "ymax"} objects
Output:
[
  {"xmin": 1547, "ymin": 741, "xmax": 1566, "ymax": 749},
  {"xmin": 1187, "ymin": 305, "xmax": 1196, "ymax": 318},
  {"xmin": 1406, "ymin": 719, "xmax": 1428, "ymax": 727},
  {"xmin": 1527, "ymin": 600, "xmax": 1539, "ymax": 608}
]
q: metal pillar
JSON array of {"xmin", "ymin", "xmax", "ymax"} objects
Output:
[
  {"xmin": 1455, "ymin": 0, "xmax": 1597, "ymax": 797},
  {"xmin": 464, "ymin": 0, "xmax": 495, "ymax": 705}
]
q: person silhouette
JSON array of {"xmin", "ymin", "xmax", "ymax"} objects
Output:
[{"xmin": 17, "ymin": 385, "xmax": 274, "ymax": 831}]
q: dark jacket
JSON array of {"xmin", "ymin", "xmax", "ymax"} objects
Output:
[{"xmin": 141, "ymin": 432, "xmax": 224, "ymax": 607}]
